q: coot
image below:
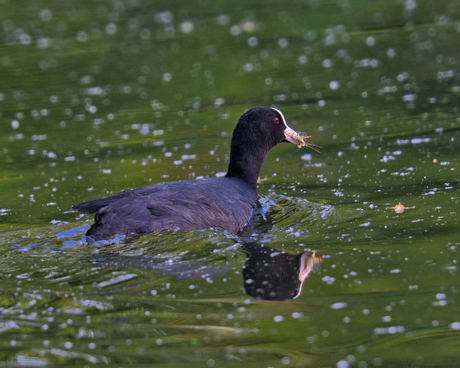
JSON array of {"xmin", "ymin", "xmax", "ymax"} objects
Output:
[{"xmin": 73, "ymin": 106, "xmax": 314, "ymax": 240}]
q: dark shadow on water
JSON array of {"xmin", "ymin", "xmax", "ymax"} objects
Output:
[
  {"xmin": 91, "ymin": 236, "xmax": 322, "ymax": 301},
  {"xmin": 240, "ymin": 237, "xmax": 322, "ymax": 301}
]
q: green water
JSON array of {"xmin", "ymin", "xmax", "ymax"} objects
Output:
[{"xmin": 1, "ymin": 0, "xmax": 459, "ymax": 367}]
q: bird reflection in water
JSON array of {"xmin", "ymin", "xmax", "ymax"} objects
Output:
[
  {"xmin": 241, "ymin": 238, "xmax": 322, "ymax": 301},
  {"xmin": 92, "ymin": 237, "xmax": 322, "ymax": 301}
]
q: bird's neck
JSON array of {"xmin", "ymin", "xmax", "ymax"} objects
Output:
[{"xmin": 225, "ymin": 145, "xmax": 269, "ymax": 189}]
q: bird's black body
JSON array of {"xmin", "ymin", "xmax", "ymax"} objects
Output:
[
  {"xmin": 75, "ymin": 177, "xmax": 257, "ymax": 240},
  {"xmin": 73, "ymin": 106, "xmax": 308, "ymax": 240}
]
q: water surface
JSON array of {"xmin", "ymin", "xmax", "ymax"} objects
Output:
[{"xmin": 1, "ymin": 0, "xmax": 459, "ymax": 367}]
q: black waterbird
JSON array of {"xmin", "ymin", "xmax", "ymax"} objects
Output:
[{"xmin": 73, "ymin": 107, "xmax": 316, "ymax": 240}]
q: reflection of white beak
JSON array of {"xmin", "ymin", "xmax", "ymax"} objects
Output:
[{"xmin": 293, "ymin": 251, "xmax": 321, "ymax": 299}]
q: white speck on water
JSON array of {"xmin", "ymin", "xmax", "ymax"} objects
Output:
[
  {"xmin": 87, "ymin": 105, "xmax": 97, "ymax": 113},
  {"xmin": 216, "ymin": 14, "xmax": 230, "ymax": 26},
  {"xmin": 402, "ymin": 94, "xmax": 417, "ymax": 101},
  {"xmin": 390, "ymin": 269, "xmax": 401, "ymax": 274},
  {"xmin": 247, "ymin": 36, "xmax": 258, "ymax": 47},
  {"xmin": 450, "ymin": 322, "xmax": 460, "ymax": 330},
  {"xmin": 11, "ymin": 120, "xmax": 19, "ymax": 129},
  {"xmin": 39, "ymin": 9, "xmax": 53, "ymax": 22},
  {"xmin": 80, "ymin": 75, "xmax": 94, "ymax": 85},
  {"xmin": 86, "ymin": 87, "xmax": 103, "ymax": 96},
  {"xmin": 230, "ymin": 24, "xmax": 242, "ymax": 36},
  {"xmin": 274, "ymin": 315, "xmax": 284, "ymax": 322},
  {"xmin": 298, "ymin": 55, "xmax": 308, "ymax": 64},
  {"xmin": 274, "ymin": 94, "xmax": 286, "ymax": 101},
  {"xmin": 49, "ymin": 95, "xmax": 59, "ymax": 103},
  {"xmin": 181, "ymin": 154, "xmax": 197, "ymax": 160},
  {"xmin": 214, "ymin": 98, "xmax": 225, "ymax": 107},
  {"xmin": 322, "ymin": 59, "xmax": 333, "ymax": 68},
  {"xmin": 405, "ymin": 0, "xmax": 417, "ymax": 11},
  {"xmin": 0, "ymin": 208, "xmax": 11, "ymax": 216},
  {"xmin": 397, "ymin": 72, "xmax": 410, "ymax": 82},
  {"xmin": 180, "ymin": 21, "xmax": 194, "ymax": 34},
  {"xmin": 37, "ymin": 37, "xmax": 52, "ymax": 49},
  {"xmin": 163, "ymin": 73, "xmax": 172, "ymax": 82},
  {"xmin": 155, "ymin": 11, "xmax": 173, "ymax": 24},
  {"xmin": 301, "ymin": 153, "xmax": 312, "ymax": 161},
  {"xmin": 164, "ymin": 152, "xmax": 172, "ymax": 157},
  {"xmin": 241, "ymin": 19, "xmax": 256, "ymax": 32},
  {"xmin": 380, "ymin": 155, "xmax": 395, "ymax": 163},
  {"xmin": 366, "ymin": 36, "xmax": 376, "ymax": 47},
  {"xmin": 19, "ymin": 33, "xmax": 32, "ymax": 45},
  {"xmin": 330, "ymin": 81, "xmax": 340, "ymax": 90},
  {"xmin": 411, "ymin": 137, "xmax": 430, "ymax": 144},
  {"xmin": 337, "ymin": 360, "xmax": 350, "ymax": 368},
  {"xmin": 282, "ymin": 357, "xmax": 291, "ymax": 365},
  {"xmin": 374, "ymin": 326, "xmax": 405, "ymax": 335},
  {"xmin": 278, "ymin": 38, "xmax": 289, "ymax": 48},
  {"xmin": 77, "ymin": 31, "xmax": 88, "ymax": 42},
  {"xmin": 331, "ymin": 302, "xmax": 348, "ymax": 309},
  {"xmin": 243, "ymin": 63, "xmax": 254, "ymax": 72},
  {"xmin": 387, "ymin": 47, "xmax": 396, "ymax": 58},
  {"xmin": 106, "ymin": 23, "xmax": 117, "ymax": 35},
  {"xmin": 382, "ymin": 315, "xmax": 392, "ymax": 322},
  {"xmin": 215, "ymin": 172, "xmax": 226, "ymax": 177},
  {"xmin": 292, "ymin": 312, "xmax": 303, "ymax": 319}
]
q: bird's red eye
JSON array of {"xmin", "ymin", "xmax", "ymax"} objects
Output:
[{"xmin": 275, "ymin": 118, "xmax": 279, "ymax": 124}]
